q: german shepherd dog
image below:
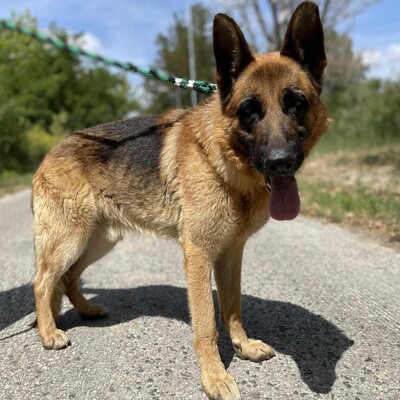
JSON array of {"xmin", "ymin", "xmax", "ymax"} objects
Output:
[{"xmin": 32, "ymin": 2, "xmax": 329, "ymax": 399}]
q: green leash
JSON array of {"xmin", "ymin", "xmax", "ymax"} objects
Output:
[{"xmin": 0, "ymin": 19, "xmax": 217, "ymax": 95}]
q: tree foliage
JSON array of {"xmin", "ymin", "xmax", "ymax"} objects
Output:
[
  {"xmin": 0, "ymin": 12, "xmax": 137, "ymax": 172},
  {"xmin": 322, "ymin": 31, "xmax": 366, "ymax": 97},
  {"xmin": 321, "ymin": 79, "xmax": 400, "ymax": 151},
  {"xmin": 142, "ymin": 4, "xmax": 215, "ymax": 114},
  {"xmin": 218, "ymin": 0, "xmax": 379, "ymax": 51}
]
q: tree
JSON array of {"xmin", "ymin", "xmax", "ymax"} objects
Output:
[
  {"xmin": 217, "ymin": 0, "xmax": 378, "ymax": 98},
  {"xmin": 218, "ymin": 0, "xmax": 379, "ymax": 51},
  {"xmin": 143, "ymin": 3, "xmax": 215, "ymax": 114},
  {"xmin": 322, "ymin": 31, "xmax": 366, "ymax": 96},
  {"xmin": 318, "ymin": 78, "xmax": 400, "ymax": 151},
  {"xmin": 0, "ymin": 11, "xmax": 136, "ymax": 172}
]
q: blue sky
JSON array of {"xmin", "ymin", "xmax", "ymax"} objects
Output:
[{"xmin": 1, "ymin": 0, "xmax": 399, "ymax": 83}]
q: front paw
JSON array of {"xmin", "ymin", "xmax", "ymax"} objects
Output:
[
  {"xmin": 232, "ymin": 338, "xmax": 275, "ymax": 363},
  {"xmin": 39, "ymin": 328, "xmax": 71, "ymax": 350},
  {"xmin": 201, "ymin": 371, "xmax": 241, "ymax": 400}
]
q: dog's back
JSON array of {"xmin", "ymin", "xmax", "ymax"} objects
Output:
[{"xmin": 32, "ymin": 114, "xmax": 183, "ymax": 240}]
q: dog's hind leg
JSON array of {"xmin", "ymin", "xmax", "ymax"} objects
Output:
[
  {"xmin": 33, "ymin": 224, "xmax": 91, "ymax": 350},
  {"xmin": 32, "ymin": 181, "xmax": 97, "ymax": 350},
  {"xmin": 64, "ymin": 227, "xmax": 119, "ymax": 319},
  {"xmin": 214, "ymin": 242, "xmax": 275, "ymax": 363}
]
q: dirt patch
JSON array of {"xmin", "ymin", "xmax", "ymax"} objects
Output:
[
  {"xmin": 298, "ymin": 146, "xmax": 400, "ymax": 252},
  {"xmin": 299, "ymin": 148, "xmax": 400, "ymax": 194}
]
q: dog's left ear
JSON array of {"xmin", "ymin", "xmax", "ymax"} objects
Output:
[
  {"xmin": 213, "ymin": 13, "xmax": 254, "ymax": 103},
  {"xmin": 281, "ymin": 1, "xmax": 327, "ymax": 91}
]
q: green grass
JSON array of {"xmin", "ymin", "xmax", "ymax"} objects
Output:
[
  {"xmin": 299, "ymin": 182, "xmax": 400, "ymax": 228},
  {"xmin": 0, "ymin": 171, "xmax": 32, "ymax": 197}
]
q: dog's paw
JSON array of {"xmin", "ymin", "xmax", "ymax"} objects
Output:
[
  {"xmin": 233, "ymin": 338, "xmax": 275, "ymax": 363},
  {"xmin": 201, "ymin": 371, "xmax": 241, "ymax": 400},
  {"xmin": 78, "ymin": 302, "xmax": 108, "ymax": 319},
  {"xmin": 40, "ymin": 328, "xmax": 71, "ymax": 350}
]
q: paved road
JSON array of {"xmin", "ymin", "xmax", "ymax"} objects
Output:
[{"xmin": 0, "ymin": 189, "xmax": 399, "ymax": 400}]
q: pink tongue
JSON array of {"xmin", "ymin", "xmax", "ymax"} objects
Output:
[{"xmin": 269, "ymin": 176, "xmax": 300, "ymax": 221}]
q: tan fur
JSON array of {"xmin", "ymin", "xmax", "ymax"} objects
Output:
[{"xmin": 32, "ymin": 5, "xmax": 330, "ymax": 399}]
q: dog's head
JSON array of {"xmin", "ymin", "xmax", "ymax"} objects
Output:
[{"xmin": 213, "ymin": 1, "xmax": 330, "ymax": 220}]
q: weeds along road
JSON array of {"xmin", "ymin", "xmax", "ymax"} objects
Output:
[{"xmin": 0, "ymin": 189, "xmax": 399, "ymax": 400}]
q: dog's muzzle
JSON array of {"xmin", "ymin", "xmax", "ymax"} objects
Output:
[
  {"xmin": 259, "ymin": 141, "xmax": 302, "ymax": 177},
  {"xmin": 255, "ymin": 142, "xmax": 303, "ymax": 221}
]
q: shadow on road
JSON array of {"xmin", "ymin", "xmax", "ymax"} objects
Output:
[
  {"xmin": 0, "ymin": 284, "xmax": 34, "ymax": 330},
  {"xmin": 0, "ymin": 284, "xmax": 353, "ymax": 394}
]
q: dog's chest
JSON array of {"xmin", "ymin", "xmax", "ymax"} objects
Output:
[{"xmin": 236, "ymin": 190, "xmax": 270, "ymax": 236}]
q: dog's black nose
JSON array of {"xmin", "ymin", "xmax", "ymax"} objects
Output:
[{"xmin": 264, "ymin": 147, "xmax": 296, "ymax": 176}]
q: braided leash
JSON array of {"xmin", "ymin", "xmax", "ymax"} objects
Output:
[{"xmin": 0, "ymin": 19, "xmax": 217, "ymax": 95}]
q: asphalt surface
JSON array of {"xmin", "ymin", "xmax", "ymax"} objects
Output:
[{"xmin": 0, "ymin": 189, "xmax": 399, "ymax": 400}]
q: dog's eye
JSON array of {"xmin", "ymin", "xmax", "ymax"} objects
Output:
[
  {"xmin": 237, "ymin": 99, "xmax": 264, "ymax": 131},
  {"xmin": 283, "ymin": 89, "xmax": 308, "ymax": 118}
]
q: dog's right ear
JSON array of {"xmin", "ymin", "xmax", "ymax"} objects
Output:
[{"xmin": 213, "ymin": 14, "xmax": 254, "ymax": 103}]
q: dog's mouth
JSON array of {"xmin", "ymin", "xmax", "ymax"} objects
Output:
[{"xmin": 266, "ymin": 176, "xmax": 300, "ymax": 221}]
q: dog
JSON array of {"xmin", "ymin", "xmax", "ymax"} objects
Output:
[{"xmin": 31, "ymin": 2, "xmax": 329, "ymax": 399}]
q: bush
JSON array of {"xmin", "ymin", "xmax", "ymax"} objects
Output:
[
  {"xmin": 0, "ymin": 12, "xmax": 137, "ymax": 174},
  {"xmin": 22, "ymin": 126, "xmax": 63, "ymax": 168},
  {"xmin": 319, "ymin": 79, "xmax": 400, "ymax": 152}
]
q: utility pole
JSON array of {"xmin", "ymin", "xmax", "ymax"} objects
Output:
[{"xmin": 187, "ymin": 0, "xmax": 198, "ymax": 106}]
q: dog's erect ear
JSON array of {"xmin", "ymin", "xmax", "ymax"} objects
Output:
[
  {"xmin": 213, "ymin": 13, "xmax": 254, "ymax": 103},
  {"xmin": 281, "ymin": 1, "xmax": 327, "ymax": 91}
]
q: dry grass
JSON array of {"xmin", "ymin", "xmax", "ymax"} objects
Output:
[{"xmin": 298, "ymin": 146, "xmax": 400, "ymax": 250}]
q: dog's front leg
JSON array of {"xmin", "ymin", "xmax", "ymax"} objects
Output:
[
  {"xmin": 182, "ymin": 239, "xmax": 241, "ymax": 400},
  {"xmin": 214, "ymin": 242, "xmax": 276, "ymax": 363}
]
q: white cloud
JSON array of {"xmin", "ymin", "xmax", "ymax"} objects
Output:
[
  {"xmin": 360, "ymin": 49, "xmax": 381, "ymax": 67},
  {"xmin": 360, "ymin": 43, "xmax": 400, "ymax": 79},
  {"xmin": 75, "ymin": 32, "xmax": 104, "ymax": 54},
  {"xmin": 387, "ymin": 44, "xmax": 400, "ymax": 61}
]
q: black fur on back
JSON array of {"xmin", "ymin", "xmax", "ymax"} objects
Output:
[{"xmin": 75, "ymin": 116, "xmax": 165, "ymax": 179}]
